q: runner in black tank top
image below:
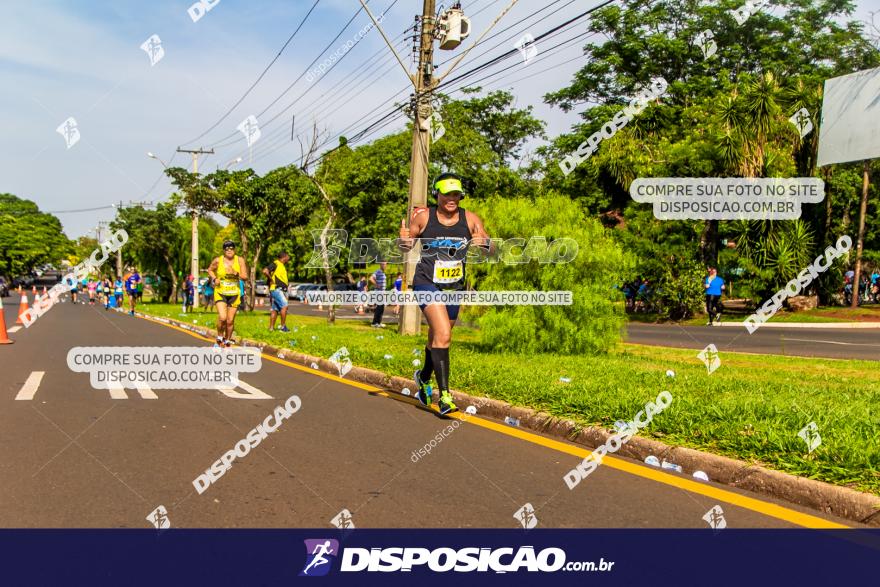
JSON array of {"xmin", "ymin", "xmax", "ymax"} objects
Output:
[
  {"xmin": 398, "ymin": 173, "xmax": 494, "ymax": 416},
  {"xmin": 412, "ymin": 206, "xmax": 472, "ymax": 289}
]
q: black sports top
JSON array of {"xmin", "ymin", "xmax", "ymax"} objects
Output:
[{"xmin": 413, "ymin": 207, "xmax": 472, "ymax": 289}]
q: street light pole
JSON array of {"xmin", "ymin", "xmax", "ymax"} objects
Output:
[{"xmin": 175, "ymin": 147, "xmax": 214, "ymax": 310}]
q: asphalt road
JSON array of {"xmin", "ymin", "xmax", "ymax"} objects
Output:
[
  {"xmin": 625, "ymin": 322, "xmax": 880, "ymax": 361},
  {"xmin": 0, "ymin": 295, "xmax": 860, "ymax": 529},
  {"xmin": 282, "ymin": 300, "xmax": 880, "ymax": 361}
]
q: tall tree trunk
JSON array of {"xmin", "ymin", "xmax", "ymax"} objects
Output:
[
  {"xmin": 164, "ymin": 256, "xmax": 178, "ymax": 304},
  {"xmin": 308, "ymin": 176, "xmax": 337, "ymax": 324},
  {"xmin": 238, "ymin": 228, "xmax": 251, "ymax": 311},
  {"xmin": 823, "ymin": 167, "xmax": 833, "ymax": 245},
  {"xmin": 851, "ymin": 161, "xmax": 870, "ymax": 308},
  {"xmin": 699, "ymin": 220, "xmax": 718, "ymax": 266},
  {"xmin": 319, "ymin": 216, "xmax": 336, "ymax": 324}
]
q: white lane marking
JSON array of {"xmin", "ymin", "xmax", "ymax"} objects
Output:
[
  {"xmin": 217, "ymin": 379, "xmax": 273, "ymax": 400},
  {"xmin": 784, "ymin": 337, "xmax": 880, "ymax": 348},
  {"xmin": 7, "ymin": 326, "xmax": 21, "ymax": 333},
  {"xmin": 15, "ymin": 371, "xmax": 45, "ymax": 400},
  {"xmin": 136, "ymin": 384, "xmax": 158, "ymax": 399},
  {"xmin": 108, "ymin": 384, "xmax": 128, "ymax": 399}
]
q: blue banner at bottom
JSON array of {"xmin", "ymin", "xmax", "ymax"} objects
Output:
[{"xmin": 2, "ymin": 529, "xmax": 878, "ymax": 585}]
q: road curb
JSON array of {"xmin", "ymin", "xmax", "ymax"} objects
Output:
[
  {"xmin": 147, "ymin": 312, "xmax": 880, "ymax": 527},
  {"xmin": 710, "ymin": 321, "xmax": 880, "ymax": 329}
]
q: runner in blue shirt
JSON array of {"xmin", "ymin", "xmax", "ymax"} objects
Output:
[
  {"xmin": 114, "ymin": 278, "xmax": 124, "ymax": 308},
  {"xmin": 125, "ymin": 268, "xmax": 141, "ymax": 316},
  {"xmin": 704, "ymin": 267, "xmax": 725, "ymax": 326}
]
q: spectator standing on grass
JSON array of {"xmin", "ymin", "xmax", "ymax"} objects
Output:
[
  {"xmin": 184, "ymin": 275, "xmax": 195, "ymax": 313},
  {"xmin": 370, "ymin": 262, "xmax": 388, "ymax": 328},
  {"xmin": 393, "ymin": 272, "xmax": 403, "ymax": 316},
  {"xmin": 635, "ymin": 279, "xmax": 650, "ymax": 312},
  {"xmin": 704, "ymin": 267, "xmax": 725, "ymax": 326},
  {"xmin": 263, "ymin": 252, "xmax": 291, "ymax": 332},
  {"xmin": 871, "ymin": 270, "xmax": 880, "ymax": 303},
  {"xmin": 203, "ymin": 277, "xmax": 214, "ymax": 310}
]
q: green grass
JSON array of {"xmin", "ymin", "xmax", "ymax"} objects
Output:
[{"xmin": 142, "ymin": 302, "xmax": 880, "ymax": 495}]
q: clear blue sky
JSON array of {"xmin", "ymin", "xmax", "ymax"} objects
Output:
[{"xmin": 0, "ymin": 0, "xmax": 876, "ymax": 239}]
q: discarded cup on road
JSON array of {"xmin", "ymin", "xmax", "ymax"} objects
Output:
[
  {"xmin": 465, "ymin": 405, "xmax": 477, "ymax": 415},
  {"xmin": 693, "ymin": 470, "xmax": 709, "ymax": 481},
  {"xmin": 504, "ymin": 416, "xmax": 520, "ymax": 427},
  {"xmin": 310, "ymin": 362, "xmax": 319, "ymax": 369},
  {"xmin": 666, "ymin": 370, "xmax": 675, "ymax": 377},
  {"xmin": 401, "ymin": 387, "xmax": 411, "ymax": 396},
  {"xmin": 661, "ymin": 460, "xmax": 683, "ymax": 473},
  {"xmin": 645, "ymin": 456, "xmax": 661, "ymax": 467},
  {"xmin": 384, "ymin": 354, "xmax": 393, "ymax": 360},
  {"xmin": 559, "ymin": 377, "xmax": 571, "ymax": 383}
]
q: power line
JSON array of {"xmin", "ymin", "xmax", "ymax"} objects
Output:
[
  {"xmin": 181, "ymin": 0, "xmax": 323, "ymax": 146},
  {"xmin": 200, "ymin": 0, "xmax": 388, "ymax": 150},
  {"xmin": 214, "ymin": 1, "xmax": 618, "ymax": 173}
]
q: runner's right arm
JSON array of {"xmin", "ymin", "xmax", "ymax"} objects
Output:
[
  {"xmin": 207, "ymin": 258, "xmax": 219, "ymax": 286},
  {"xmin": 398, "ymin": 208, "xmax": 428, "ymax": 251}
]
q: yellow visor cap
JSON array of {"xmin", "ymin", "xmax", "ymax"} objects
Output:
[{"xmin": 435, "ymin": 177, "xmax": 463, "ymax": 194}]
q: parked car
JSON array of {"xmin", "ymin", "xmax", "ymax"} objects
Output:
[
  {"xmin": 0, "ymin": 277, "xmax": 9, "ymax": 298},
  {"xmin": 12, "ymin": 275, "xmax": 34, "ymax": 289},
  {"xmin": 288, "ymin": 283, "xmax": 311, "ymax": 300},
  {"xmin": 255, "ymin": 280, "xmax": 269, "ymax": 296}
]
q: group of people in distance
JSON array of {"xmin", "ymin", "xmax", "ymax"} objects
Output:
[{"xmin": 68, "ymin": 269, "xmax": 141, "ymax": 316}]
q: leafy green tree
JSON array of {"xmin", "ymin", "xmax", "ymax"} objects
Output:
[
  {"xmin": 0, "ymin": 194, "xmax": 71, "ymax": 277},
  {"xmin": 111, "ymin": 204, "xmax": 185, "ymax": 301},
  {"xmin": 542, "ymin": 0, "xmax": 878, "ymax": 304},
  {"xmin": 467, "ymin": 194, "xmax": 632, "ymax": 354}
]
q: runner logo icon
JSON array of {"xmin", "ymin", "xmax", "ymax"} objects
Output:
[{"xmin": 300, "ymin": 539, "xmax": 339, "ymax": 577}]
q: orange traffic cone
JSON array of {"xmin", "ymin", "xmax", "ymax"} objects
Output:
[
  {"xmin": 42, "ymin": 286, "xmax": 47, "ymax": 296},
  {"xmin": 17, "ymin": 285, "xmax": 22, "ymax": 293},
  {"xmin": 32, "ymin": 285, "xmax": 36, "ymax": 295},
  {"xmin": 16, "ymin": 294, "xmax": 29, "ymax": 325},
  {"xmin": 0, "ymin": 298, "xmax": 14, "ymax": 344}
]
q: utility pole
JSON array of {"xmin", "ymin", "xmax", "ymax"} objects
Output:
[
  {"xmin": 399, "ymin": 0, "xmax": 437, "ymax": 336},
  {"xmin": 359, "ymin": 0, "xmax": 515, "ymax": 335},
  {"xmin": 176, "ymin": 147, "xmax": 214, "ymax": 309},
  {"xmin": 116, "ymin": 201, "xmax": 124, "ymax": 279}
]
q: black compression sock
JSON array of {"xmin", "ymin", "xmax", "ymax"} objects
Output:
[
  {"xmin": 430, "ymin": 347, "xmax": 450, "ymax": 393},
  {"xmin": 421, "ymin": 346, "xmax": 434, "ymax": 383}
]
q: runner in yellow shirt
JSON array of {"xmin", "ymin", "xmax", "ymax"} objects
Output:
[
  {"xmin": 207, "ymin": 240, "xmax": 249, "ymax": 348},
  {"xmin": 262, "ymin": 252, "xmax": 291, "ymax": 332}
]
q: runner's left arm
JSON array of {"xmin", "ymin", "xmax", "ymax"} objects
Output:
[{"xmin": 467, "ymin": 211, "xmax": 495, "ymax": 255}]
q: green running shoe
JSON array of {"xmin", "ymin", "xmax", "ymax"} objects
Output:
[
  {"xmin": 438, "ymin": 391, "xmax": 458, "ymax": 416},
  {"xmin": 414, "ymin": 369, "xmax": 432, "ymax": 406}
]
